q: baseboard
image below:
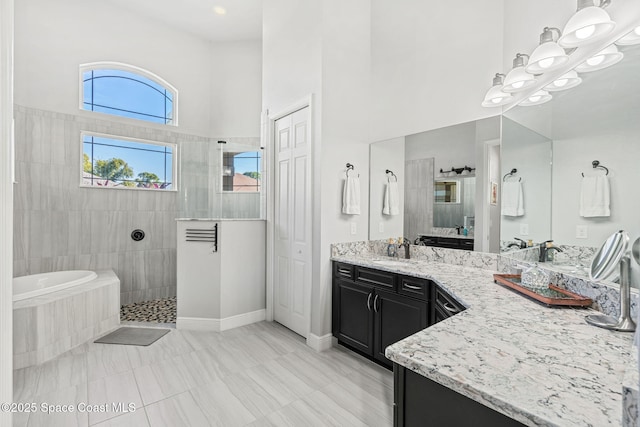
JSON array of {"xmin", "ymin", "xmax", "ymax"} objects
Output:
[
  {"xmin": 219, "ymin": 309, "xmax": 266, "ymax": 331},
  {"xmin": 177, "ymin": 309, "xmax": 266, "ymax": 332},
  {"xmin": 307, "ymin": 332, "xmax": 334, "ymax": 352},
  {"xmin": 176, "ymin": 317, "xmax": 221, "ymax": 331}
]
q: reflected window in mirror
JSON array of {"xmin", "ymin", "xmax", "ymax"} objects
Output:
[{"xmin": 435, "ymin": 181, "xmax": 460, "ymax": 203}]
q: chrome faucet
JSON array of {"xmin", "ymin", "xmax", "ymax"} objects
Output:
[{"xmin": 538, "ymin": 240, "xmax": 563, "ymax": 262}]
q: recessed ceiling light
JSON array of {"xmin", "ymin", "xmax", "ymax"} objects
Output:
[{"xmin": 213, "ymin": 6, "xmax": 226, "ymax": 15}]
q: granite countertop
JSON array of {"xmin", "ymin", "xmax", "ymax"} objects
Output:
[{"xmin": 331, "ymin": 253, "xmax": 634, "ymax": 427}]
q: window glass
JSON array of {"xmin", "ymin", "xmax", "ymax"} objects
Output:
[
  {"xmin": 82, "ymin": 133, "xmax": 175, "ymax": 190},
  {"xmin": 82, "ymin": 68, "xmax": 174, "ymax": 124},
  {"xmin": 222, "ymin": 151, "xmax": 262, "ymax": 192}
]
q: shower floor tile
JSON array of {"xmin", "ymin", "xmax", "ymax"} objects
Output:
[{"xmin": 120, "ymin": 297, "xmax": 176, "ymax": 323}]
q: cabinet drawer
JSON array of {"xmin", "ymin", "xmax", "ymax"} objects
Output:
[
  {"xmin": 355, "ymin": 266, "xmax": 396, "ymax": 291},
  {"xmin": 460, "ymin": 239, "xmax": 474, "ymax": 251},
  {"xmin": 434, "ymin": 287, "xmax": 465, "ymax": 317},
  {"xmin": 398, "ymin": 276, "xmax": 430, "ymax": 301},
  {"xmin": 333, "ymin": 262, "xmax": 354, "ymax": 280}
]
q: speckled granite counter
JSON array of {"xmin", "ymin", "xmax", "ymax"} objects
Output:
[{"xmin": 331, "ymin": 251, "xmax": 634, "ymax": 427}]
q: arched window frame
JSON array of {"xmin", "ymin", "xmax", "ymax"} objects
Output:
[{"xmin": 79, "ymin": 61, "xmax": 179, "ymax": 126}]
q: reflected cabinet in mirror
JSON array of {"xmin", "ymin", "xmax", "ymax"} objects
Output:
[
  {"xmin": 369, "ymin": 117, "xmax": 501, "ymax": 252},
  {"xmin": 501, "ymin": 41, "xmax": 640, "ymax": 283}
]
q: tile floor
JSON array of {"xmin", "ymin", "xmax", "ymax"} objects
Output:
[{"xmin": 13, "ymin": 321, "xmax": 393, "ymax": 427}]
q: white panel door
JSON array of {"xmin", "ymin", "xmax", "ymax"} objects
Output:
[{"xmin": 273, "ymin": 107, "xmax": 310, "ymax": 337}]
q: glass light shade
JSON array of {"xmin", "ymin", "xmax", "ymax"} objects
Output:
[
  {"xmin": 543, "ymin": 70, "xmax": 583, "ymax": 92},
  {"xmin": 616, "ymin": 26, "xmax": 640, "ymax": 46},
  {"xmin": 526, "ymin": 42, "xmax": 570, "ymax": 74},
  {"xmin": 575, "ymin": 44, "xmax": 623, "ymax": 72},
  {"xmin": 481, "ymin": 85, "xmax": 513, "ymax": 107},
  {"xmin": 519, "ymin": 90, "xmax": 552, "ymax": 107},
  {"xmin": 558, "ymin": 6, "xmax": 615, "ymax": 48},
  {"xmin": 503, "ymin": 67, "xmax": 537, "ymax": 93}
]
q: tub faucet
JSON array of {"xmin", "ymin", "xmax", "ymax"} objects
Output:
[{"xmin": 539, "ymin": 240, "xmax": 563, "ymax": 262}]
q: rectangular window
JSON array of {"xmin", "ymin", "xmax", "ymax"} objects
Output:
[
  {"xmin": 81, "ymin": 132, "xmax": 176, "ymax": 191},
  {"xmin": 222, "ymin": 151, "xmax": 262, "ymax": 192}
]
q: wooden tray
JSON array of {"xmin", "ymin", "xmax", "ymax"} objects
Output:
[{"xmin": 493, "ymin": 274, "xmax": 592, "ymax": 307}]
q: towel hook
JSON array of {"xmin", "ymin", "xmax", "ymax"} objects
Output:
[
  {"xmin": 582, "ymin": 160, "xmax": 609, "ymax": 177},
  {"xmin": 386, "ymin": 169, "xmax": 397, "ymax": 182},
  {"xmin": 503, "ymin": 168, "xmax": 520, "ymax": 182}
]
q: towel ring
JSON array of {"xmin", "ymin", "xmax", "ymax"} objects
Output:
[
  {"xmin": 346, "ymin": 163, "xmax": 358, "ymax": 177},
  {"xmin": 503, "ymin": 168, "xmax": 520, "ymax": 182},
  {"xmin": 386, "ymin": 169, "xmax": 397, "ymax": 182},
  {"xmin": 581, "ymin": 160, "xmax": 609, "ymax": 177}
]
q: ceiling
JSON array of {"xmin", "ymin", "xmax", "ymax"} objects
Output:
[{"xmin": 103, "ymin": 0, "xmax": 263, "ymax": 42}]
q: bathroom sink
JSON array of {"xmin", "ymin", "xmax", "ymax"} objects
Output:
[{"xmin": 371, "ymin": 259, "xmax": 411, "ymax": 267}]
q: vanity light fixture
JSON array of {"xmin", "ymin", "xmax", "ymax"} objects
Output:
[
  {"xmin": 526, "ymin": 27, "xmax": 570, "ymax": 74},
  {"xmin": 558, "ymin": 0, "xmax": 615, "ymax": 48},
  {"xmin": 543, "ymin": 70, "xmax": 583, "ymax": 91},
  {"xmin": 503, "ymin": 54, "xmax": 537, "ymax": 93},
  {"xmin": 616, "ymin": 25, "xmax": 640, "ymax": 46},
  {"xmin": 575, "ymin": 44, "xmax": 623, "ymax": 72},
  {"xmin": 519, "ymin": 90, "xmax": 553, "ymax": 107},
  {"xmin": 481, "ymin": 73, "xmax": 513, "ymax": 107}
]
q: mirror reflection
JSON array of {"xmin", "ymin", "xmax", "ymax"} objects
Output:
[
  {"xmin": 501, "ymin": 41, "xmax": 640, "ymax": 282},
  {"xmin": 368, "ymin": 117, "xmax": 500, "ymax": 252}
]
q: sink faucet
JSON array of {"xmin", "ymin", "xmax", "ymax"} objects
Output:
[
  {"xmin": 539, "ymin": 240, "xmax": 563, "ymax": 262},
  {"xmin": 506, "ymin": 237, "xmax": 528, "ymax": 250},
  {"xmin": 399, "ymin": 237, "xmax": 411, "ymax": 259}
]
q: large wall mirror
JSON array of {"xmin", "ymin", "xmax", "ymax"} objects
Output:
[
  {"xmin": 501, "ymin": 40, "xmax": 640, "ymax": 281},
  {"xmin": 368, "ymin": 116, "xmax": 501, "ymax": 252}
]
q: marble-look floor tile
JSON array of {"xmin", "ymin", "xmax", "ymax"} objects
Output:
[
  {"xmin": 13, "ymin": 365, "xmax": 41, "ymax": 402},
  {"xmin": 125, "ymin": 331, "xmax": 193, "ymax": 369},
  {"xmin": 319, "ymin": 380, "xmax": 392, "ymax": 427},
  {"xmin": 87, "ymin": 371, "xmax": 143, "ymax": 425},
  {"xmin": 260, "ymin": 395, "xmax": 367, "ymax": 427},
  {"xmin": 86, "ymin": 346, "xmax": 133, "ymax": 382},
  {"xmin": 273, "ymin": 350, "xmax": 339, "ymax": 390},
  {"xmin": 132, "ymin": 353, "xmax": 199, "ymax": 406},
  {"xmin": 27, "ymin": 383, "xmax": 88, "ymax": 427},
  {"xmin": 144, "ymin": 392, "xmax": 210, "ymax": 427},
  {"xmin": 220, "ymin": 371, "xmax": 285, "ymax": 419},
  {"xmin": 91, "ymin": 409, "xmax": 149, "ymax": 427},
  {"xmin": 34, "ymin": 353, "xmax": 87, "ymax": 396},
  {"xmin": 244, "ymin": 358, "xmax": 315, "ymax": 407},
  {"xmin": 189, "ymin": 380, "xmax": 256, "ymax": 426}
]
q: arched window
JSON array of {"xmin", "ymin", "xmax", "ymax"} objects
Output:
[{"xmin": 80, "ymin": 62, "xmax": 177, "ymax": 125}]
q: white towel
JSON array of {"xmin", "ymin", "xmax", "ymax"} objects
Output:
[
  {"xmin": 342, "ymin": 176, "xmax": 361, "ymax": 215},
  {"xmin": 501, "ymin": 181, "xmax": 524, "ymax": 217},
  {"xmin": 580, "ymin": 175, "xmax": 610, "ymax": 217},
  {"xmin": 383, "ymin": 181, "xmax": 400, "ymax": 216}
]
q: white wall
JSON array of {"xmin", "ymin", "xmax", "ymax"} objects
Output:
[
  {"xmin": 369, "ymin": 137, "xmax": 405, "ymax": 240},
  {"xmin": 14, "ymin": 0, "xmax": 261, "ymax": 138},
  {"xmin": 0, "ymin": 0, "xmax": 13, "ymax": 421},
  {"xmin": 405, "ymin": 121, "xmax": 476, "ymax": 171},
  {"xmin": 209, "ymin": 40, "xmax": 262, "ymax": 137},
  {"xmin": 553, "ymin": 132, "xmax": 640, "ymax": 247},
  {"xmin": 370, "ymin": 0, "xmax": 504, "ymax": 142},
  {"xmin": 501, "ymin": 118, "xmax": 552, "ymax": 245}
]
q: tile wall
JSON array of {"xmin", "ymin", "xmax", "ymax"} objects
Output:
[{"xmin": 13, "ymin": 105, "xmax": 260, "ymax": 305}]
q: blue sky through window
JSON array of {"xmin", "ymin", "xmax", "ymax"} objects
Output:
[{"xmin": 83, "ymin": 69, "xmax": 174, "ymax": 124}]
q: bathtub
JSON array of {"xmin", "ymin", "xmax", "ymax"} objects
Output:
[
  {"xmin": 13, "ymin": 270, "xmax": 120, "ymax": 369},
  {"xmin": 13, "ymin": 270, "xmax": 98, "ymax": 302}
]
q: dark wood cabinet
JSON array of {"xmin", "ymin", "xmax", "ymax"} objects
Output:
[
  {"xmin": 394, "ymin": 365, "xmax": 525, "ymax": 427},
  {"xmin": 332, "ymin": 262, "xmax": 431, "ymax": 368},
  {"xmin": 431, "ymin": 285, "xmax": 465, "ymax": 325},
  {"xmin": 417, "ymin": 235, "xmax": 474, "ymax": 251}
]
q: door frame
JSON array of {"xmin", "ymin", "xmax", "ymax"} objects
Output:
[
  {"xmin": 264, "ymin": 95, "xmax": 314, "ymax": 340},
  {"xmin": 0, "ymin": 0, "xmax": 14, "ymax": 422},
  {"xmin": 481, "ymin": 138, "xmax": 501, "ymax": 253}
]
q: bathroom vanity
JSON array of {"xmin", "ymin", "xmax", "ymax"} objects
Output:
[
  {"xmin": 331, "ymin": 246, "xmax": 635, "ymax": 427},
  {"xmin": 416, "ymin": 233, "xmax": 474, "ymax": 251}
]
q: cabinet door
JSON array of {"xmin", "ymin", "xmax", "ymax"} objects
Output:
[
  {"xmin": 374, "ymin": 290, "xmax": 428, "ymax": 367},
  {"xmin": 336, "ymin": 280, "xmax": 374, "ymax": 355}
]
